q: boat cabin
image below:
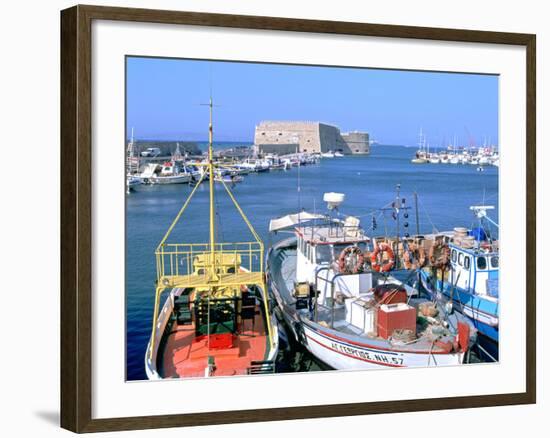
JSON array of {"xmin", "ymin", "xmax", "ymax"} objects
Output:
[
  {"xmin": 448, "ymin": 242, "xmax": 499, "ymax": 298},
  {"xmin": 160, "ymin": 161, "xmax": 179, "ymax": 176},
  {"xmin": 294, "ymin": 217, "xmax": 369, "ymax": 284}
]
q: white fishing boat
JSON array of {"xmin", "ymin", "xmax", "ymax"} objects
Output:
[
  {"xmin": 267, "ymin": 193, "xmax": 476, "ymax": 371},
  {"xmin": 150, "ymin": 161, "xmax": 192, "ymax": 184},
  {"xmin": 321, "ymin": 151, "xmax": 335, "ymax": 158},
  {"xmin": 334, "ymin": 151, "xmax": 344, "ymax": 157},
  {"xmin": 126, "ymin": 175, "xmax": 143, "ymax": 193}
]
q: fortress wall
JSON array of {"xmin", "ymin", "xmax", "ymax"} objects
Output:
[
  {"xmin": 341, "ymin": 131, "xmax": 370, "ymax": 154},
  {"xmin": 254, "ymin": 121, "xmax": 370, "ymax": 155},
  {"xmin": 256, "ymin": 143, "xmax": 300, "ymax": 155},
  {"xmin": 254, "ymin": 121, "xmax": 322, "ymax": 153}
]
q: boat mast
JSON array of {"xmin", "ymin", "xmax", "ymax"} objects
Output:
[{"xmin": 207, "ymin": 98, "xmax": 218, "ymax": 280}]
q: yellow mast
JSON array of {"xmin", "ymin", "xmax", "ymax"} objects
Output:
[{"xmin": 207, "ymin": 98, "xmax": 218, "ymax": 281}]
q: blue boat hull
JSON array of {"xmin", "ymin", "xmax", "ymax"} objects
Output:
[{"xmin": 420, "ymin": 271, "xmax": 499, "ymax": 343}]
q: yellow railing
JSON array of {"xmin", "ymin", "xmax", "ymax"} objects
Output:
[{"xmin": 155, "ymin": 241, "xmax": 264, "ymax": 282}]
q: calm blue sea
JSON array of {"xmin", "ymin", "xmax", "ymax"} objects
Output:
[{"xmin": 126, "ymin": 144, "xmax": 498, "ymax": 380}]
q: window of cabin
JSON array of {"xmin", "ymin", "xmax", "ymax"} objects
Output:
[
  {"xmin": 464, "ymin": 256, "xmax": 471, "ymax": 270},
  {"xmin": 458, "ymin": 252, "xmax": 464, "ymax": 266},
  {"xmin": 490, "ymin": 256, "xmax": 499, "ymax": 268},
  {"xmin": 477, "ymin": 256, "xmax": 487, "ymax": 270},
  {"xmin": 316, "ymin": 245, "xmax": 332, "ymax": 263},
  {"xmin": 451, "ymin": 249, "xmax": 457, "ymax": 262}
]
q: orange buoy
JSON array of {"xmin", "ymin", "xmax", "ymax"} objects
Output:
[
  {"xmin": 370, "ymin": 242, "xmax": 395, "ymax": 272},
  {"xmin": 338, "ymin": 246, "xmax": 365, "ymax": 274}
]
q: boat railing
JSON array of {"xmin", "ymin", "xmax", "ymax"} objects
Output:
[{"xmin": 155, "ymin": 241, "xmax": 264, "ymax": 283}]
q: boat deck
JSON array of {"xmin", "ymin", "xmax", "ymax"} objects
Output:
[
  {"xmin": 268, "ymin": 238, "xmax": 463, "ymax": 355},
  {"xmin": 160, "ymin": 305, "xmax": 268, "ymax": 378}
]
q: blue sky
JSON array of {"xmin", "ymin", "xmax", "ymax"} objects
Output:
[{"xmin": 126, "ymin": 57, "xmax": 498, "ymax": 147}]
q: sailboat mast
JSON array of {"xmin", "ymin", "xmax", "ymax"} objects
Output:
[{"xmin": 208, "ymin": 98, "xmax": 216, "ymax": 273}]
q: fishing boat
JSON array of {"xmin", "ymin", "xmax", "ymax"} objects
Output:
[
  {"xmin": 126, "ymin": 175, "xmax": 143, "ymax": 193},
  {"xmin": 321, "ymin": 151, "xmax": 335, "ymax": 158},
  {"xmin": 267, "ymin": 193, "xmax": 476, "ymax": 371},
  {"xmin": 419, "ymin": 206, "xmax": 499, "ymax": 348},
  {"xmin": 214, "ymin": 171, "xmax": 244, "ymax": 184},
  {"xmin": 145, "ymin": 99, "xmax": 278, "ymax": 379},
  {"xmin": 149, "ymin": 161, "xmax": 192, "ymax": 184},
  {"xmin": 334, "ymin": 151, "xmax": 344, "ymax": 157}
]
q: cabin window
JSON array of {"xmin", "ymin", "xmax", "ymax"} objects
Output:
[
  {"xmin": 491, "ymin": 256, "xmax": 499, "ymax": 268},
  {"xmin": 458, "ymin": 253, "xmax": 464, "ymax": 266},
  {"xmin": 332, "ymin": 243, "xmax": 352, "ymax": 260},
  {"xmin": 464, "ymin": 256, "xmax": 471, "ymax": 270},
  {"xmin": 316, "ymin": 245, "xmax": 332, "ymax": 263},
  {"xmin": 451, "ymin": 249, "xmax": 457, "ymax": 262},
  {"xmin": 477, "ymin": 256, "xmax": 487, "ymax": 270}
]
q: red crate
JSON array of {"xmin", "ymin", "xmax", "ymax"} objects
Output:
[{"xmin": 377, "ymin": 303, "xmax": 416, "ymax": 339}]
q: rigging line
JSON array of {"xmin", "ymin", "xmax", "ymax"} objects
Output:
[
  {"xmin": 218, "ymin": 178, "xmax": 263, "ymax": 244},
  {"xmin": 415, "ymin": 193, "xmax": 439, "ymax": 234},
  {"xmin": 157, "ymin": 172, "xmax": 207, "ymax": 248}
]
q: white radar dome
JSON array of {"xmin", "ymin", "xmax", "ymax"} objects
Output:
[{"xmin": 323, "ymin": 192, "xmax": 345, "ymax": 210}]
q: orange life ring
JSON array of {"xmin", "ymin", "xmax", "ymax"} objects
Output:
[
  {"xmin": 403, "ymin": 243, "xmax": 426, "ymax": 270},
  {"xmin": 338, "ymin": 246, "xmax": 365, "ymax": 274},
  {"xmin": 429, "ymin": 240, "xmax": 450, "ymax": 269},
  {"xmin": 370, "ymin": 242, "xmax": 395, "ymax": 272}
]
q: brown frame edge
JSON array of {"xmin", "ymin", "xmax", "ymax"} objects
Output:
[{"xmin": 60, "ymin": 4, "xmax": 536, "ymax": 433}]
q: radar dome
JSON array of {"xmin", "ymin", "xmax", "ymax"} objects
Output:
[{"xmin": 323, "ymin": 192, "xmax": 345, "ymax": 210}]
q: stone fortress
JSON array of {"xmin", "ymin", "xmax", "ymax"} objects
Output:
[{"xmin": 253, "ymin": 121, "xmax": 370, "ymax": 155}]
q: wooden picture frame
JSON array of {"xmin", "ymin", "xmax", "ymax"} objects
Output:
[{"xmin": 60, "ymin": 4, "xmax": 536, "ymax": 433}]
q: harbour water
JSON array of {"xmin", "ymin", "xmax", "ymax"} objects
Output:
[{"xmin": 126, "ymin": 144, "xmax": 498, "ymax": 380}]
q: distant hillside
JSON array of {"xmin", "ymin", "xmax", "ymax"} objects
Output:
[{"xmin": 132, "ymin": 140, "xmax": 202, "ymax": 156}]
